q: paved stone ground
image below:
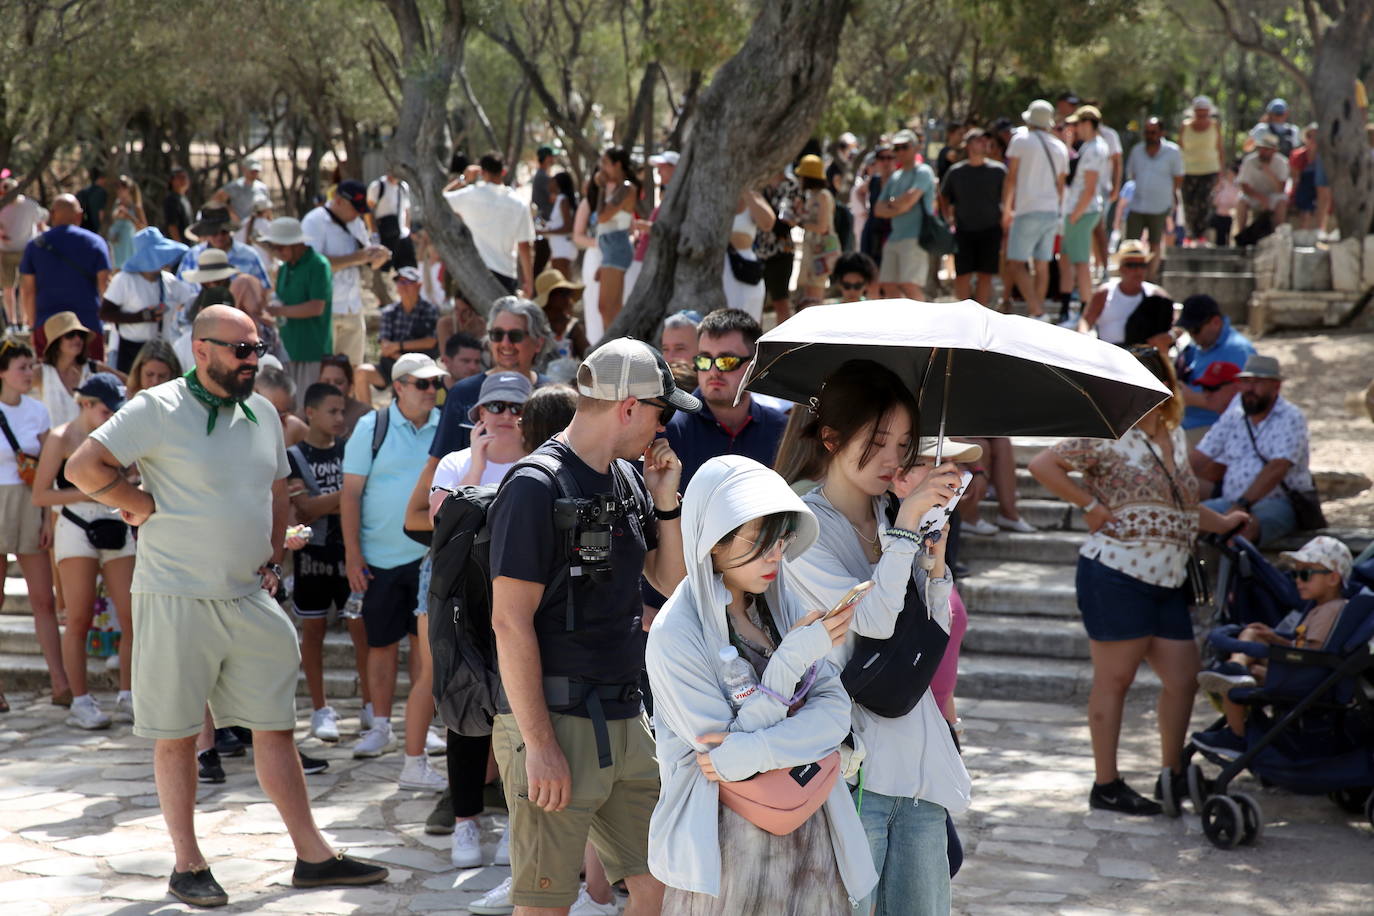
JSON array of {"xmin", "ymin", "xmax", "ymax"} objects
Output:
[{"xmin": 0, "ymin": 693, "xmax": 1369, "ymax": 915}]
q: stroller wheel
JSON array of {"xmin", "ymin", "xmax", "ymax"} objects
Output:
[
  {"xmin": 1158, "ymin": 766, "xmax": 1181, "ymax": 818},
  {"xmin": 1201, "ymin": 796, "xmax": 1243, "ymax": 849},
  {"xmin": 1327, "ymin": 787, "xmax": 1372, "ymax": 815},
  {"xmin": 1231, "ymin": 791, "xmax": 1263, "ymax": 845},
  {"xmin": 1186, "ymin": 764, "xmax": 1208, "ymax": 812}
]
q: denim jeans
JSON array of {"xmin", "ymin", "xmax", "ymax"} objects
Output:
[{"xmin": 855, "ymin": 790, "xmax": 950, "ymax": 916}]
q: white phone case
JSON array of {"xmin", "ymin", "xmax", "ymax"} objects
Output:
[{"xmin": 914, "ymin": 471, "xmax": 974, "ymax": 539}]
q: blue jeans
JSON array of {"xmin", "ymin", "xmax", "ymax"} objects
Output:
[
  {"xmin": 856, "ymin": 791, "xmax": 950, "ymax": 916},
  {"xmin": 1203, "ymin": 494, "xmax": 1296, "ymax": 547}
]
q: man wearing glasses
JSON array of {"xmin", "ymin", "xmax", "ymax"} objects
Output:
[
  {"xmin": 1076, "ymin": 240, "xmax": 1165, "ymax": 344},
  {"xmin": 66, "ymin": 305, "xmax": 387, "ymax": 906},
  {"xmin": 487, "ymin": 337, "xmax": 698, "ymax": 915}
]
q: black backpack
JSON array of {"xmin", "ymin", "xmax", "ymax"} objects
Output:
[{"xmin": 839, "ymin": 495, "xmax": 951, "ymax": 718}]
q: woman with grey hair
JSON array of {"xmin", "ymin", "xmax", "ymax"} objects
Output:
[{"xmin": 487, "ymin": 295, "xmax": 556, "ymax": 372}]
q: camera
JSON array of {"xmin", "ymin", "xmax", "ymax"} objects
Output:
[{"xmin": 553, "ymin": 494, "xmax": 621, "ymax": 577}]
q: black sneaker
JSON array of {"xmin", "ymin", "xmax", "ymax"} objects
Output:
[
  {"xmin": 299, "ymin": 750, "xmax": 329, "ymax": 775},
  {"xmin": 198, "ymin": 749, "xmax": 226, "ymax": 784},
  {"xmin": 1089, "ymin": 777, "xmax": 1162, "ymax": 816},
  {"xmin": 168, "ymin": 865, "xmax": 228, "ymax": 907},
  {"xmin": 230, "ymin": 726, "xmax": 253, "ymax": 746},
  {"xmin": 291, "ymin": 853, "xmax": 389, "ymax": 888},
  {"xmin": 425, "ymin": 789, "xmax": 455, "ymax": 835},
  {"xmin": 213, "ymin": 728, "xmax": 245, "ymax": 758}
]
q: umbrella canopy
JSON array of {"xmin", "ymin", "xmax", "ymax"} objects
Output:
[{"xmin": 742, "ymin": 299, "xmax": 1171, "ymax": 439}]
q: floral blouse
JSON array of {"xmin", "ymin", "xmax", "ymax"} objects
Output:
[{"xmin": 1051, "ymin": 426, "xmax": 1199, "ymax": 588}]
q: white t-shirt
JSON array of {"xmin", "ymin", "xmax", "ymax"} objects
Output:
[
  {"xmin": 0, "ymin": 395, "xmax": 51, "ymax": 486},
  {"xmin": 0, "ymin": 197, "xmax": 48, "ymax": 254},
  {"xmin": 301, "ymin": 205, "xmax": 369, "ymax": 316},
  {"xmin": 1007, "ymin": 128, "xmax": 1068, "ymax": 215},
  {"xmin": 432, "ymin": 447, "xmax": 515, "ymax": 490},
  {"xmin": 367, "ymin": 179, "xmax": 411, "ymax": 238},
  {"xmin": 1066, "ymin": 135, "xmax": 1109, "ymax": 214},
  {"xmin": 443, "ymin": 182, "xmax": 536, "ymax": 279},
  {"xmin": 1098, "ymin": 125, "xmax": 1123, "ymax": 198},
  {"xmin": 103, "ymin": 270, "xmax": 198, "ymax": 342}
]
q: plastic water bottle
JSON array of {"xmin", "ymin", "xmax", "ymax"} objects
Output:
[
  {"xmin": 719, "ymin": 646, "xmax": 758, "ymax": 710},
  {"xmin": 342, "ymin": 592, "xmax": 365, "ymax": 620}
]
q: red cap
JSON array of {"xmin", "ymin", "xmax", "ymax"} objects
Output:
[{"xmin": 1195, "ymin": 361, "xmax": 1241, "ymax": 388}]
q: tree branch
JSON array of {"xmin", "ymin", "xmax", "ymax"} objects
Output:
[{"xmin": 1208, "ymin": 0, "xmax": 1312, "ymax": 93}]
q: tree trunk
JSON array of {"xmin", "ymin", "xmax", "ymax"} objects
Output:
[
  {"xmin": 1311, "ymin": 5, "xmax": 1374, "ymax": 239},
  {"xmin": 603, "ymin": 0, "xmax": 853, "ymax": 342}
]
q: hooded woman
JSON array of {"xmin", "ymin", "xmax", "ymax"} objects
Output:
[{"xmin": 646, "ymin": 455, "xmax": 877, "ymax": 914}]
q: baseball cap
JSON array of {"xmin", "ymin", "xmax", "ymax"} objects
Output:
[
  {"xmin": 1065, "ymin": 105, "xmax": 1102, "ymax": 124},
  {"xmin": 76, "ymin": 373, "xmax": 125, "ymax": 413},
  {"xmin": 392, "ymin": 353, "xmax": 446, "ymax": 383},
  {"xmin": 1175, "ymin": 293, "xmax": 1221, "ymax": 330},
  {"xmin": 891, "ymin": 129, "xmax": 919, "ymax": 146},
  {"xmin": 1194, "ymin": 361, "xmax": 1241, "ymax": 389},
  {"xmin": 337, "ymin": 179, "xmax": 370, "ymax": 214},
  {"xmin": 395, "ymin": 266, "xmax": 422, "ymax": 284},
  {"xmin": 468, "ymin": 372, "xmax": 533, "ymax": 422},
  {"xmin": 1267, "ymin": 98, "xmax": 1288, "ymax": 115},
  {"xmin": 648, "ymin": 151, "xmax": 680, "ymax": 166},
  {"xmin": 242, "ymin": 157, "xmax": 263, "ymax": 172},
  {"xmin": 1236, "ymin": 354, "xmax": 1283, "ymax": 380},
  {"xmin": 1280, "ymin": 535, "xmax": 1353, "ymax": 582},
  {"xmin": 577, "ymin": 338, "xmax": 701, "ymax": 413},
  {"xmin": 960, "ymin": 127, "xmax": 987, "ymax": 147},
  {"xmin": 917, "ymin": 438, "xmax": 982, "ymax": 463}
]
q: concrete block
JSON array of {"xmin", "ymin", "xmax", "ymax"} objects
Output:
[
  {"xmin": 1364, "ymin": 235, "xmax": 1374, "ymax": 288},
  {"xmin": 1291, "ymin": 228, "xmax": 1319, "ymax": 247},
  {"xmin": 1330, "ymin": 237, "xmax": 1364, "ymax": 292},
  {"xmin": 1272, "ymin": 224, "xmax": 1293, "ymax": 289},
  {"xmin": 1290, "ymin": 246, "xmax": 1332, "ymax": 291}
]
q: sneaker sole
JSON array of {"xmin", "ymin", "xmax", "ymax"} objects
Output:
[
  {"xmin": 312, "ymin": 732, "xmax": 341, "ymax": 743},
  {"xmin": 198, "ymin": 775, "xmax": 227, "ymax": 784},
  {"xmin": 1197, "ymin": 671, "xmax": 1256, "ymax": 695},
  {"xmin": 451, "ymin": 854, "xmax": 483, "ymax": 869},
  {"xmin": 424, "ymin": 823, "xmax": 455, "ymax": 836},
  {"xmin": 302, "ymin": 765, "xmax": 330, "ymax": 775},
  {"xmin": 168, "ymin": 887, "xmax": 229, "ymax": 907},
  {"xmin": 1088, "ymin": 796, "xmax": 1162, "ymax": 817},
  {"xmin": 291, "ymin": 870, "xmax": 389, "ymax": 889},
  {"xmin": 352, "ymin": 746, "xmax": 393, "ymax": 759},
  {"xmin": 66, "ymin": 718, "xmax": 112, "ymax": 730},
  {"xmin": 399, "ymin": 780, "xmax": 449, "ymax": 791}
]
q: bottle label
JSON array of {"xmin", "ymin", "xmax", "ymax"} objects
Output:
[{"xmin": 731, "ymin": 684, "xmax": 757, "ymax": 705}]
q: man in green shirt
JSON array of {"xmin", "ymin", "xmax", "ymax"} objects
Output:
[{"xmin": 264, "ymin": 217, "xmax": 333, "ymax": 407}]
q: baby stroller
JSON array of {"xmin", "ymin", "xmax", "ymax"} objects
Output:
[
  {"xmin": 1207, "ymin": 534, "xmax": 1300, "ymax": 631},
  {"xmin": 1168, "ymin": 549, "xmax": 1374, "ymax": 849}
]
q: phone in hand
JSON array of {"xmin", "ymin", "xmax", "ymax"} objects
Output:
[
  {"xmin": 826, "ymin": 580, "xmax": 873, "ymax": 619},
  {"xmin": 914, "ymin": 471, "xmax": 974, "ymax": 539}
]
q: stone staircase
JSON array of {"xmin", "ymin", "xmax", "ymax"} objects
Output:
[{"xmin": 1160, "ymin": 247, "xmax": 1255, "ymax": 324}]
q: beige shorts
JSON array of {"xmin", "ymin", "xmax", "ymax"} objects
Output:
[
  {"xmin": 0, "ymin": 250, "xmax": 22, "ymax": 288},
  {"xmin": 492, "ymin": 711, "xmax": 658, "ymax": 908},
  {"xmin": 131, "ymin": 588, "xmax": 301, "ymax": 739},
  {"xmin": 0, "ymin": 483, "xmax": 44, "ymax": 555},
  {"xmin": 332, "ymin": 312, "xmax": 367, "ymax": 368},
  {"xmin": 878, "ymin": 237, "xmax": 930, "ymax": 288},
  {"xmin": 53, "ymin": 503, "xmax": 136, "ymax": 565}
]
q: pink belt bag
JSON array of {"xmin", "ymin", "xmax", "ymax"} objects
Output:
[{"xmin": 717, "ymin": 751, "xmax": 840, "ymax": 836}]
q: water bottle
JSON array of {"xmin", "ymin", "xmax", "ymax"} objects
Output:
[
  {"xmin": 719, "ymin": 646, "xmax": 758, "ymax": 710},
  {"xmin": 342, "ymin": 592, "xmax": 365, "ymax": 620}
]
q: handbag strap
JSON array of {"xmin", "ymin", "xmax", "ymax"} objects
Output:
[
  {"xmin": 1032, "ymin": 130, "xmax": 1061, "ymax": 191},
  {"xmin": 0, "ymin": 407, "xmax": 24, "ymax": 456},
  {"xmin": 1139, "ymin": 432, "xmax": 1188, "ymax": 511},
  {"xmin": 325, "ymin": 206, "xmax": 364, "ymax": 250},
  {"xmin": 1240, "ymin": 413, "xmax": 1296, "ymax": 498},
  {"xmin": 34, "ymin": 235, "xmax": 100, "ymax": 290}
]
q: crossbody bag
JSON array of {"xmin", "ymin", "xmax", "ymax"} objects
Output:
[
  {"xmin": 60, "ymin": 507, "xmax": 128, "ymax": 550},
  {"xmin": 1241, "ymin": 419, "xmax": 1326, "ymax": 530},
  {"xmin": 1140, "ymin": 435, "xmax": 1212, "ymax": 607},
  {"xmin": 0, "ymin": 409, "xmax": 39, "ymax": 487}
]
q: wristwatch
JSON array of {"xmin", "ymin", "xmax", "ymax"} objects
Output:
[{"xmin": 263, "ymin": 563, "xmax": 284, "ymax": 579}]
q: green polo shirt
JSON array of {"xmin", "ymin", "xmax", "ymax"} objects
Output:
[{"xmin": 277, "ymin": 247, "xmax": 333, "ymax": 361}]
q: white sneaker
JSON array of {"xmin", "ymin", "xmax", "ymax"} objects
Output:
[
  {"xmin": 425, "ymin": 726, "xmax": 446, "ymax": 756},
  {"xmin": 399, "ymin": 755, "xmax": 448, "ymax": 792},
  {"xmin": 311, "ymin": 706, "xmax": 341, "ymax": 742},
  {"xmin": 965, "ymin": 517, "xmax": 998, "ymax": 536},
  {"xmin": 467, "ymin": 875, "xmax": 514, "ymax": 914},
  {"xmin": 996, "ymin": 514, "xmax": 1037, "ymax": 533},
  {"xmin": 113, "ymin": 694, "xmax": 135, "ymax": 724},
  {"xmin": 569, "ymin": 884, "xmax": 619, "ymax": 916},
  {"xmin": 450, "ymin": 818, "xmax": 482, "ymax": 869},
  {"xmin": 66, "ymin": 697, "xmax": 111, "ymax": 730},
  {"xmin": 493, "ymin": 827, "xmax": 510, "ymax": 866},
  {"xmin": 353, "ymin": 720, "xmax": 394, "ymax": 758},
  {"xmin": 359, "ymin": 701, "xmax": 375, "ymax": 732}
]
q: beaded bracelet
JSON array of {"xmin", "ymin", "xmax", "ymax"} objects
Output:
[{"xmin": 883, "ymin": 527, "xmax": 921, "ymax": 543}]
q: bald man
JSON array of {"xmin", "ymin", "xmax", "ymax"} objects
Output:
[
  {"xmin": 19, "ymin": 192, "xmax": 111, "ymax": 354},
  {"xmin": 66, "ymin": 305, "xmax": 387, "ymax": 906}
]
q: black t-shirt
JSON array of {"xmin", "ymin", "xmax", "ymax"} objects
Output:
[
  {"xmin": 939, "ymin": 160, "xmax": 1007, "ymax": 232},
  {"xmin": 288, "ymin": 440, "xmax": 346, "ymax": 546},
  {"xmin": 164, "ymin": 192, "xmax": 192, "ymax": 239},
  {"xmin": 488, "ymin": 439, "xmax": 657, "ymax": 689}
]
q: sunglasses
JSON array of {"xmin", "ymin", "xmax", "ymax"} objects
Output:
[
  {"xmin": 399, "ymin": 377, "xmax": 439, "ymax": 391},
  {"xmin": 730, "ymin": 531, "xmax": 799, "ymax": 558},
  {"xmin": 1290, "ymin": 568, "xmax": 1334, "ymax": 582},
  {"xmin": 61, "ymin": 330, "xmax": 87, "ymax": 341},
  {"xmin": 693, "ymin": 354, "xmax": 748, "ymax": 373},
  {"xmin": 641, "ymin": 398, "xmax": 677, "ymax": 426},
  {"xmin": 1121, "ymin": 262, "xmax": 1148, "ymax": 270},
  {"xmin": 200, "ymin": 337, "xmax": 267, "ymax": 360},
  {"xmin": 876, "ymin": 154, "xmax": 895, "ymax": 160},
  {"xmin": 839, "ymin": 280, "xmax": 867, "ymax": 291},
  {"xmin": 480, "ymin": 400, "xmax": 523, "ymax": 416},
  {"xmin": 488, "ymin": 329, "xmax": 528, "ymax": 344}
]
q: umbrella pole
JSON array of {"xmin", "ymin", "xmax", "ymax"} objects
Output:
[{"xmin": 935, "ymin": 349, "xmax": 953, "ymax": 464}]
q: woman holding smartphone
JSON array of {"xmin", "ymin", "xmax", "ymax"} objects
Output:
[
  {"xmin": 646, "ymin": 455, "xmax": 877, "ymax": 914},
  {"xmin": 779, "ymin": 359, "xmax": 971, "ymax": 916}
]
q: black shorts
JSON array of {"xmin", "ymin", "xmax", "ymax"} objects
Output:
[
  {"xmin": 762, "ymin": 252, "xmax": 794, "ymax": 301},
  {"xmin": 361, "ymin": 558, "xmax": 422, "ymax": 647},
  {"xmin": 954, "ymin": 226, "xmax": 1002, "ymax": 277},
  {"xmin": 293, "ymin": 545, "xmax": 350, "ymax": 618}
]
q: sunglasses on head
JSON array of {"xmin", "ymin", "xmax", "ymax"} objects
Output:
[
  {"xmin": 199, "ymin": 337, "xmax": 268, "ymax": 360},
  {"xmin": 488, "ymin": 329, "xmax": 528, "ymax": 344},
  {"xmin": 481, "ymin": 400, "xmax": 523, "ymax": 416},
  {"xmin": 1290, "ymin": 568, "xmax": 1333, "ymax": 582},
  {"xmin": 693, "ymin": 354, "xmax": 748, "ymax": 373},
  {"xmin": 641, "ymin": 398, "xmax": 677, "ymax": 426},
  {"xmin": 400, "ymin": 377, "xmax": 439, "ymax": 391}
]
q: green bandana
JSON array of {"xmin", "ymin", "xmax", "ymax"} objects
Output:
[{"xmin": 184, "ymin": 368, "xmax": 258, "ymax": 434}]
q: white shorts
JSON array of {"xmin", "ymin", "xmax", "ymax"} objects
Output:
[
  {"xmin": 53, "ymin": 503, "xmax": 137, "ymax": 565},
  {"xmin": 878, "ymin": 237, "xmax": 930, "ymax": 287}
]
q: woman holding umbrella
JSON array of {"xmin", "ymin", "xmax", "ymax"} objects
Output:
[
  {"xmin": 779, "ymin": 359, "xmax": 970, "ymax": 916},
  {"xmin": 1028, "ymin": 348, "xmax": 1250, "ymax": 815}
]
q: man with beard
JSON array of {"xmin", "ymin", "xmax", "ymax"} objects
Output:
[
  {"xmin": 1191, "ymin": 354, "xmax": 1315, "ymax": 547},
  {"xmin": 65, "ymin": 305, "xmax": 386, "ymax": 907}
]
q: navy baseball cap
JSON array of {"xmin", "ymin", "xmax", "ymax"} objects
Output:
[
  {"xmin": 76, "ymin": 372, "xmax": 126, "ymax": 412},
  {"xmin": 1175, "ymin": 294, "xmax": 1221, "ymax": 331},
  {"xmin": 337, "ymin": 179, "xmax": 370, "ymax": 214}
]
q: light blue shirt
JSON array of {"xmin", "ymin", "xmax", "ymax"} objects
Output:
[
  {"xmin": 342, "ymin": 403, "xmax": 439, "ymax": 569},
  {"xmin": 177, "ymin": 240, "xmax": 272, "ymax": 291},
  {"xmin": 882, "ymin": 163, "xmax": 936, "ymax": 241},
  {"xmin": 1179, "ymin": 317, "xmax": 1256, "ymax": 430},
  {"xmin": 1126, "ymin": 140, "xmax": 1184, "ymax": 215}
]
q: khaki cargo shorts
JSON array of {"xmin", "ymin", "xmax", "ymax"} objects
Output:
[
  {"xmin": 491, "ymin": 711, "xmax": 658, "ymax": 908},
  {"xmin": 131, "ymin": 589, "xmax": 301, "ymax": 739}
]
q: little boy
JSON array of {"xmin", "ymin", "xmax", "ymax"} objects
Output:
[
  {"xmin": 288, "ymin": 382, "xmax": 373, "ymax": 741},
  {"xmin": 1194, "ymin": 535, "xmax": 1353, "ymax": 758}
]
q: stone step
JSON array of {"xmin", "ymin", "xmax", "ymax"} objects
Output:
[
  {"xmin": 959, "ymin": 529, "xmax": 1085, "ymax": 565},
  {"xmin": 954, "ymin": 653, "xmax": 1159, "ymax": 702},
  {"xmin": 963, "ymin": 614, "xmax": 1089, "ymax": 660},
  {"xmin": 958, "ymin": 561, "xmax": 1078, "ymax": 618}
]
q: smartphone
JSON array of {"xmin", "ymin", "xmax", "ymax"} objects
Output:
[
  {"xmin": 914, "ymin": 470, "xmax": 974, "ymax": 540},
  {"xmin": 826, "ymin": 580, "xmax": 873, "ymax": 619}
]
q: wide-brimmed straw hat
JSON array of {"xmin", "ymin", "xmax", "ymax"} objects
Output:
[{"xmin": 182, "ymin": 249, "xmax": 240, "ymax": 284}]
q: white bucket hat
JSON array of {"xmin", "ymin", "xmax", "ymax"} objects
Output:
[{"xmin": 260, "ymin": 217, "xmax": 306, "ymax": 246}]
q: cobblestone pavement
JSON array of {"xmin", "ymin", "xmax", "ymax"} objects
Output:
[{"xmin": 0, "ymin": 693, "xmax": 1369, "ymax": 915}]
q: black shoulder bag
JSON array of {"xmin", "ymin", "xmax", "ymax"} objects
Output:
[
  {"xmin": 61, "ymin": 508, "xmax": 129, "ymax": 550},
  {"xmin": 1241, "ymin": 418, "xmax": 1326, "ymax": 530},
  {"xmin": 1140, "ymin": 437, "xmax": 1212, "ymax": 607}
]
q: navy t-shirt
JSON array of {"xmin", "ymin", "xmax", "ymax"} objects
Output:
[
  {"xmin": 19, "ymin": 226, "xmax": 112, "ymax": 331},
  {"xmin": 430, "ymin": 370, "xmax": 550, "ymax": 458},
  {"xmin": 663, "ymin": 392, "xmax": 789, "ymax": 490},
  {"xmin": 488, "ymin": 439, "xmax": 656, "ymax": 691}
]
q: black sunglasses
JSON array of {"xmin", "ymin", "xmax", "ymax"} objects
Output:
[
  {"xmin": 488, "ymin": 329, "xmax": 528, "ymax": 344},
  {"xmin": 400, "ymin": 377, "xmax": 439, "ymax": 391},
  {"xmin": 200, "ymin": 337, "xmax": 267, "ymax": 360},
  {"xmin": 892, "ymin": 143, "xmax": 911, "ymax": 150},
  {"xmin": 839, "ymin": 280, "xmax": 867, "ymax": 290},
  {"xmin": 693, "ymin": 354, "xmax": 748, "ymax": 373},
  {"xmin": 480, "ymin": 401, "xmax": 523, "ymax": 416},
  {"xmin": 1290, "ymin": 568, "xmax": 1333, "ymax": 582},
  {"xmin": 641, "ymin": 398, "xmax": 677, "ymax": 426}
]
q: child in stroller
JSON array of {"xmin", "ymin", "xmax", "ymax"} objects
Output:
[{"xmin": 1193, "ymin": 536, "xmax": 1354, "ymax": 759}]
